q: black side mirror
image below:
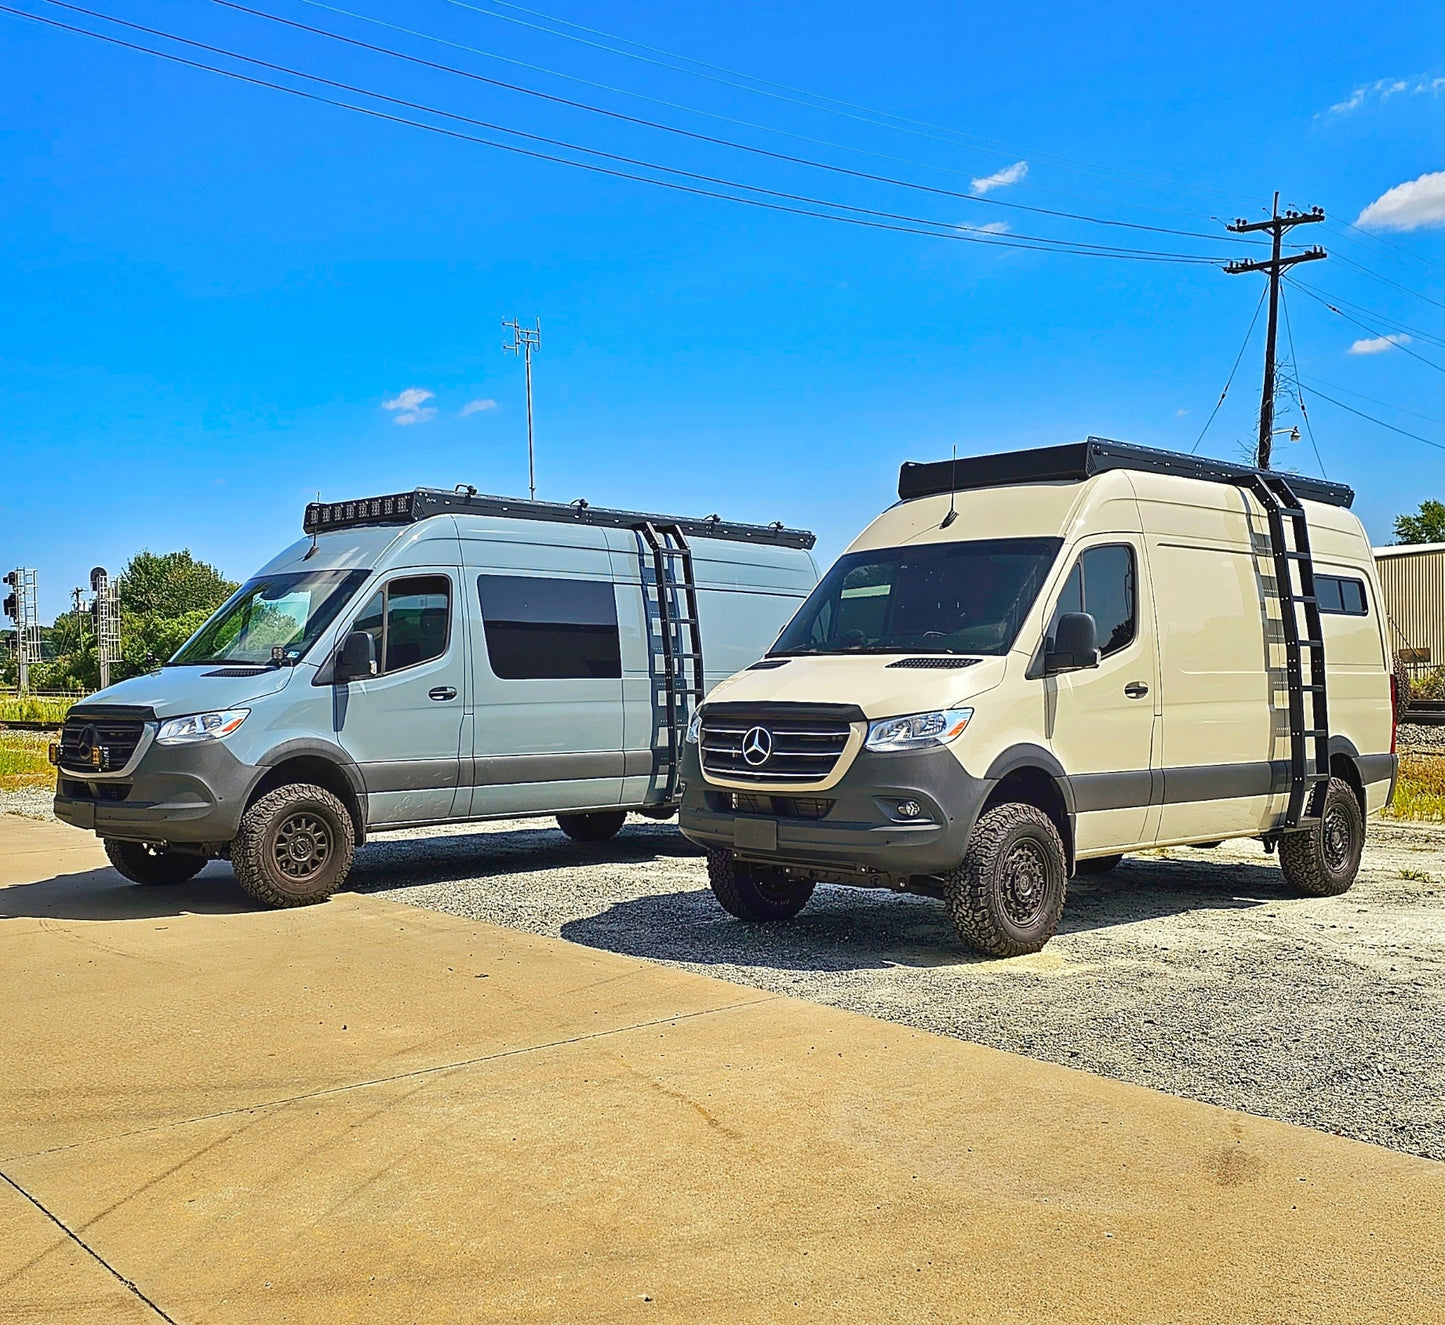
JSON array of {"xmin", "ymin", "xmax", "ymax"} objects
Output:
[
  {"xmin": 1045, "ymin": 612, "xmax": 1101, "ymax": 674},
  {"xmin": 334, "ymin": 630, "xmax": 377, "ymax": 683}
]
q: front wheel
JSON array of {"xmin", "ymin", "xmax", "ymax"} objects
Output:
[
  {"xmin": 103, "ymin": 839, "xmax": 206, "ymax": 885},
  {"xmin": 1279, "ymin": 776, "xmax": 1364, "ymax": 897},
  {"xmin": 943, "ymin": 803, "xmax": 1068, "ymax": 957},
  {"xmin": 231, "ymin": 783, "xmax": 355, "ymax": 908},
  {"xmin": 556, "ymin": 810, "xmax": 627, "ymax": 842},
  {"xmin": 706, "ymin": 849, "xmax": 814, "ymax": 922}
]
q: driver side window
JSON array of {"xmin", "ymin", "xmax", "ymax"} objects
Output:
[
  {"xmin": 350, "ymin": 575, "xmax": 451, "ymax": 675},
  {"xmin": 1046, "ymin": 545, "xmax": 1136, "ymax": 658}
]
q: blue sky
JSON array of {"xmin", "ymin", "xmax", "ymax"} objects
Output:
[{"xmin": 3, "ymin": 0, "xmax": 1443, "ymax": 618}]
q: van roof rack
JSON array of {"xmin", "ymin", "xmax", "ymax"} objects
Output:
[
  {"xmin": 303, "ymin": 488, "xmax": 816, "ymax": 549},
  {"xmin": 898, "ymin": 437, "xmax": 1355, "ymax": 510}
]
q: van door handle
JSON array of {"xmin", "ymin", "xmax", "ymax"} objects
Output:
[
  {"xmin": 429, "ymin": 686, "xmax": 457, "ymax": 701},
  {"xmin": 1123, "ymin": 681, "xmax": 1150, "ymax": 699}
]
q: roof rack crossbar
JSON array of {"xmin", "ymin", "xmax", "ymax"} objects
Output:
[{"xmin": 897, "ymin": 438, "xmax": 1354, "ymax": 510}]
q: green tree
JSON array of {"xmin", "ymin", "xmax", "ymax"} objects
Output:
[{"xmin": 1394, "ymin": 500, "xmax": 1445, "ymax": 545}]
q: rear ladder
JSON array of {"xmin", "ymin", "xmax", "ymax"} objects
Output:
[
  {"xmin": 1233, "ymin": 472, "xmax": 1330, "ymax": 831},
  {"xmin": 635, "ymin": 522, "xmax": 706, "ymax": 803}
]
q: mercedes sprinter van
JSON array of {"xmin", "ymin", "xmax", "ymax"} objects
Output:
[
  {"xmin": 679, "ymin": 439, "xmax": 1397, "ymax": 957},
  {"xmin": 52, "ymin": 489, "xmax": 818, "ymax": 907}
]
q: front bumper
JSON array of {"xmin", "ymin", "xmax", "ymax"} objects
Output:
[
  {"xmin": 54, "ymin": 740, "xmax": 258, "ymax": 845},
  {"xmin": 678, "ymin": 742, "xmax": 992, "ymax": 885}
]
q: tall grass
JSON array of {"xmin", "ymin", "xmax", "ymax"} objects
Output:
[
  {"xmin": 1384, "ymin": 754, "xmax": 1445, "ymax": 824},
  {"xmin": 0, "ymin": 731, "xmax": 54, "ymax": 790},
  {"xmin": 0, "ymin": 695, "xmax": 78, "ymax": 725}
]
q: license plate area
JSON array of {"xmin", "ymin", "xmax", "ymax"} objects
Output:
[{"xmin": 734, "ymin": 817, "xmax": 778, "ymax": 853}]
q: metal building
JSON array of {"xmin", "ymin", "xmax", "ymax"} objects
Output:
[{"xmin": 1374, "ymin": 542, "xmax": 1445, "ymax": 676}]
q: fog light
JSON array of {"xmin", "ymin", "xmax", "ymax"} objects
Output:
[
  {"xmin": 47, "ymin": 742, "xmax": 59, "ymax": 766},
  {"xmin": 896, "ymin": 799, "xmax": 923, "ymax": 819}
]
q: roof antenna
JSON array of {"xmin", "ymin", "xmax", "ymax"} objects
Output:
[
  {"xmin": 940, "ymin": 446, "xmax": 959, "ymax": 529},
  {"xmin": 304, "ymin": 489, "xmax": 321, "ymax": 558}
]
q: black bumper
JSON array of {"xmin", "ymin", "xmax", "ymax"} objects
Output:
[
  {"xmin": 678, "ymin": 742, "xmax": 992, "ymax": 884},
  {"xmin": 54, "ymin": 741, "xmax": 258, "ymax": 845}
]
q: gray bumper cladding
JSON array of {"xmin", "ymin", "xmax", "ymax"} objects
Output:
[{"xmin": 678, "ymin": 742, "xmax": 992, "ymax": 885}]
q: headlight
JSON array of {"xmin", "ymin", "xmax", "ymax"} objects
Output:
[
  {"xmin": 864, "ymin": 708, "xmax": 973, "ymax": 752},
  {"xmin": 156, "ymin": 709, "xmax": 250, "ymax": 746},
  {"xmin": 685, "ymin": 709, "xmax": 704, "ymax": 744}
]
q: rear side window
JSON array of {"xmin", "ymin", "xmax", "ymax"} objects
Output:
[
  {"xmin": 351, "ymin": 575, "xmax": 451, "ymax": 674},
  {"xmin": 1316, "ymin": 574, "xmax": 1369, "ymax": 617},
  {"xmin": 478, "ymin": 575, "xmax": 621, "ymax": 680},
  {"xmin": 1047, "ymin": 545, "xmax": 1136, "ymax": 657}
]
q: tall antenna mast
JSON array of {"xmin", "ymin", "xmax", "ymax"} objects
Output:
[{"xmin": 502, "ymin": 316, "xmax": 542, "ymax": 500}]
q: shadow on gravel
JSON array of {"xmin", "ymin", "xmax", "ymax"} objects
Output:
[
  {"xmin": 0, "ymin": 862, "xmax": 259, "ymax": 921},
  {"xmin": 347, "ymin": 822, "xmax": 699, "ymax": 894},
  {"xmin": 1058, "ymin": 856, "xmax": 1295, "ymax": 935}
]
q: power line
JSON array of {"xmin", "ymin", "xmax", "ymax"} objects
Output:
[
  {"xmin": 200, "ymin": 0, "xmax": 1256, "ymax": 248},
  {"xmin": 448, "ymin": 0, "xmax": 1258, "ymax": 207},
  {"xmin": 3, "ymin": 4, "xmax": 1226, "ymax": 262},
  {"xmin": 1288, "ymin": 279, "xmax": 1445, "ymax": 376},
  {"xmin": 1303, "ymin": 383, "xmax": 1445, "ymax": 453},
  {"xmin": 1329, "ymin": 251, "xmax": 1445, "ymax": 315},
  {"xmin": 1296, "ymin": 373, "xmax": 1445, "ymax": 429},
  {"xmin": 1290, "ymin": 279, "xmax": 1445, "ymax": 352},
  {"xmin": 1277, "ymin": 281, "xmax": 1327, "ymax": 478},
  {"xmin": 1191, "ymin": 284, "xmax": 1267, "ymax": 454},
  {"xmin": 1328, "ymin": 216, "xmax": 1445, "ymax": 281}
]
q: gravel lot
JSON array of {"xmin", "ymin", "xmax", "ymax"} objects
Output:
[{"xmin": 9, "ymin": 777, "xmax": 1445, "ymax": 1161}]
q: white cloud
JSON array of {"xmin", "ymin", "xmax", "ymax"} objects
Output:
[
  {"xmin": 1322, "ymin": 74, "xmax": 1445, "ymax": 117},
  {"xmin": 1356, "ymin": 171, "xmax": 1445, "ymax": 231},
  {"xmin": 1347, "ymin": 333, "xmax": 1411, "ymax": 355},
  {"xmin": 1175, "ymin": 408, "xmax": 1188, "ymax": 417},
  {"xmin": 459, "ymin": 398, "xmax": 498, "ymax": 417},
  {"xmin": 382, "ymin": 386, "xmax": 436, "ymax": 426},
  {"xmin": 957, "ymin": 220, "xmax": 1010, "ymax": 235},
  {"xmin": 970, "ymin": 161, "xmax": 1028, "ymax": 194}
]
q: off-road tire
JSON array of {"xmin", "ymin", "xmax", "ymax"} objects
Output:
[
  {"xmin": 943, "ymin": 803, "xmax": 1068, "ymax": 957},
  {"xmin": 556, "ymin": 810, "xmax": 628, "ymax": 842},
  {"xmin": 1075, "ymin": 853, "xmax": 1124, "ymax": 875},
  {"xmin": 231, "ymin": 782, "xmax": 355, "ymax": 908},
  {"xmin": 1278, "ymin": 775, "xmax": 1364, "ymax": 898},
  {"xmin": 103, "ymin": 838, "xmax": 207, "ymax": 885},
  {"xmin": 706, "ymin": 849, "xmax": 814, "ymax": 922}
]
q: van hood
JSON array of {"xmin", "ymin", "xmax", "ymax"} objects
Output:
[
  {"xmin": 704, "ymin": 654, "xmax": 1008, "ymax": 719},
  {"xmin": 71, "ymin": 665, "xmax": 299, "ymax": 720}
]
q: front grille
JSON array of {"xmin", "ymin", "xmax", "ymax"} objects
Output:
[
  {"xmin": 700, "ymin": 708, "xmax": 853, "ymax": 784},
  {"xmin": 729, "ymin": 792, "xmax": 834, "ymax": 819},
  {"xmin": 58, "ymin": 711, "xmax": 148, "ymax": 774}
]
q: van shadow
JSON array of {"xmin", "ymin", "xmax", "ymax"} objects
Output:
[
  {"xmin": 0, "ymin": 862, "xmax": 262, "ymax": 922},
  {"xmin": 558, "ymin": 853, "xmax": 1297, "ymax": 973},
  {"xmin": 347, "ymin": 821, "xmax": 700, "ymax": 893}
]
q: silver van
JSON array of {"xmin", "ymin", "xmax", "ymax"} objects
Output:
[{"xmin": 51, "ymin": 489, "xmax": 818, "ymax": 906}]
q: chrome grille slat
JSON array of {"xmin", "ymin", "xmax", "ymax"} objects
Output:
[{"xmin": 700, "ymin": 708, "xmax": 853, "ymax": 784}]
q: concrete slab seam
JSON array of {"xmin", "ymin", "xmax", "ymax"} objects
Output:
[
  {"xmin": 0, "ymin": 1168, "xmax": 178, "ymax": 1323},
  {"xmin": 3, "ymin": 994, "xmax": 781, "ymax": 1166}
]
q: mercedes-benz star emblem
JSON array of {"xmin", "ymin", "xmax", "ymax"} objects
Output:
[
  {"xmin": 75, "ymin": 725, "xmax": 98, "ymax": 760},
  {"xmin": 741, "ymin": 726, "xmax": 773, "ymax": 766}
]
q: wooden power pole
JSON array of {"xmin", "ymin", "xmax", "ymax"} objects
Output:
[{"xmin": 1225, "ymin": 194, "xmax": 1326, "ymax": 469}]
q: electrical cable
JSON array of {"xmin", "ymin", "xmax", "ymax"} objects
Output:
[
  {"xmin": 1277, "ymin": 281, "xmax": 1327, "ymax": 478},
  {"xmin": 1289, "ymin": 280, "xmax": 1445, "ymax": 352},
  {"xmin": 1190, "ymin": 285, "xmax": 1267, "ymax": 454},
  {"xmin": 1301, "ymin": 384, "xmax": 1445, "ymax": 453},
  {"xmin": 1296, "ymin": 374, "xmax": 1445, "ymax": 429},
  {"xmin": 193, "ymin": 0, "xmax": 1257, "ymax": 248},
  {"xmin": 1329, "ymin": 251, "xmax": 1445, "ymax": 315},
  {"xmin": 447, "ymin": 0, "xmax": 1258, "ymax": 206},
  {"xmin": 2, "ymin": 4, "xmax": 1227, "ymax": 262},
  {"xmin": 1287, "ymin": 279, "xmax": 1445, "ymax": 376}
]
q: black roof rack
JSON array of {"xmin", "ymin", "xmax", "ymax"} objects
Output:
[
  {"xmin": 303, "ymin": 488, "xmax": 816, "ymax": 550},
  {"xmin": 898, "ymin": 437, "xmax": 1354, "ymax": 510}
]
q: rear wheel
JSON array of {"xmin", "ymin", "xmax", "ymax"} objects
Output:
[
  {"xmin": 232, "ymin": 782, "xmax": 355, "ymax": 908},
  {"xmin": 1279, "ymin": 776, "xmax": 1364, "ymax": 898},
  {"xmin": 556, "ymin": 810, "xmax": 627, "ymax": 842},
  {"xmin": 943, "ymin": 803, "xmax": 1068, "ymax": 957},
  {"xmin": 706, "ymin": 849, "xmax": 814, "ymax": 922},
  {"xmin": 103, "ymin": 839, "xmax": 206, "ymax": 886},
  {"xmin": 1075, "ymin": 853, "xmax": 1124, "ymax": 875}
]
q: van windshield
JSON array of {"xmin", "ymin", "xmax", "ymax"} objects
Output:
[
  {"xmin": 771, "ymin": 538, "xmax": 1062, "ymax": 657},
  {"xmin": 169, "ymin": 569, "xmax": 371, "ymax": 666}
]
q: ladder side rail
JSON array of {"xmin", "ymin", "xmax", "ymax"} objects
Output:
[
  {"xmin": 635, "ymin": 522, "xmax": 682, "ymax": 799},
  {"xmin": 663, "ymin": 525, "xmax": 707, "ymax": 712}
]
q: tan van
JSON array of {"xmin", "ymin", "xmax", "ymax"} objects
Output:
[{"xmin": 679, "ymin": 439, "xmax": 1397, "ymax": 957}]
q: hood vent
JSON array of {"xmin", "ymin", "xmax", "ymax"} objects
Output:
[
  {"xmin": 747, "ymin": 659, "xmax": 790, "ymax": 670},
  {"xmin": 885, "ymin": 656, "xmax": 982, "ymax": 670},
  {"xmin": 204, "ymin": 666, "xmax": 271, "ymax": 678}
]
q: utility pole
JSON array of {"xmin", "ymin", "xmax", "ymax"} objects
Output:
[
  {"xmin": 502, "ymin": 317, "xmax": 542, "ymax": 500},
  {"xmin": 91, "ymin": 566, "xmax": 119, "ymax": 691},
  {"xmin": 1225, "ymin": 194, "xmax": 1326, "ymax": 469},
  {"xmin": 3, "ymin": 568, "xmax": 39, "ymax": 696}
]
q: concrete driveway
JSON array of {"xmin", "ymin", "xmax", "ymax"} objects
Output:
[{"xmin": 2, "ymin": 813, "xmax": 1442, "ymax": 1323}]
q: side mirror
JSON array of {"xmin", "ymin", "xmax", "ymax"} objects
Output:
[
  {"xmin": 1045, "ymin": 612, "xmax": 1101, "ymax": 674},
  {"xmin": 334, "ymin": 630, "xmax": 377, "ymax": 683}
]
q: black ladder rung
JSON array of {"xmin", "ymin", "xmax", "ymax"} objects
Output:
[{"xmin": 1300, "ymin": 729, "xmax": 1329, "ymax": 738}]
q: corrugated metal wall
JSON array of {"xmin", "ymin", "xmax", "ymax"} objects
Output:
[{"xmin": 1377, "ymin": 547, "xmax": 1445, "ymax": 665}]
